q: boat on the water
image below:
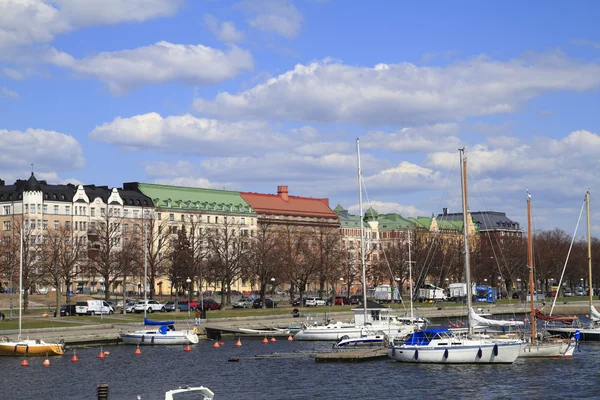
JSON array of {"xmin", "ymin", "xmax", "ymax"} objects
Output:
[
  {"xmin": 388, "ymin": 148, "xmax": 523, "ymax": 364},
  {"xmin": 519, "ymin": 189, "xmax": 575, "ymax": 358},
  {"xmin": 120, "ymin": 318, "xmax": 199, "ymax": 345},
  {"xmin": 0, "ymin": 226, "xmax": 64, "ymax": 356},
  {"xmin": 164, "ymin": 386, "xmax": 214, "ymax": 400}
]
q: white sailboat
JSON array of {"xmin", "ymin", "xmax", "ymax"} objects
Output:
[
  {"xmin": 388, "ymin": 148, "xmax": 523, "ymax": 364},
  {"xmin": 546, "ymin": 191, "xmax": 600, "ymax": 341},
  {"xmin": 295, "ymin": 139, "xmax": 424, "ymax": 342},
  {"xmin": 0, "ymin": 226, "xmax": 65, "ymax": 356},
  {"xmin": 519, "ymin": 190, "xmax": 574, "ymax": 358},
  {"xmin": 120, "ymin": 233, "xmax": 198, "ymax": 346}
]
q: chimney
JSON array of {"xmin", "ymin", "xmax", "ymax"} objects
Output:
[
  {"xmin": 443, "ymin": 207, "xmax": 448, "ymax": 216},
  {"xmin": 277, "ymin": 185, "xmax": 289, "ymax": 201},
  {"xmin": 0, "ymin": 179, "xmax": 4, "ymax": 187}
]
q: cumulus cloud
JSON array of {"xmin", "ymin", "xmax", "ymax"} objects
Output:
[
  {"xmin": 47, "ymin": 42, "xmax": 253, "ymax": 94},
  {"xmin": 363, "ymin": 123, "xmax": 461, "ymax": 153},
  {"xmin": 346, "ymin": 201, "xmax": 426, "ymax": 218},
  {"xmin": 89, "ymin": 112, "xmax": 292, "ymax": 154},
  {"xmin": 204, "ymin": 14, "xmax": 244, "ymax": 43},
  {"xmin": 0, "ymin": 0, "xmax": 180, "ymax": 52},
  {"xmin": 193, "ymin": 53, "xmax": 600, "ymax": 126},
  {"xmin": 0, "ymin": 128, "xmax": 85, "ymax": 173},
  {"xmin": 241, "ymin": 0, "xmax": 303, "ymax": 39},
  {"xmin": 1, "ymin": 87, "xmax": 19, "ymax": 99}
]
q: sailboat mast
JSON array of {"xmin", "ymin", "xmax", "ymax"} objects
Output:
[
  {"xmin": 586, "ymin": 191, "xmax": 592, "ymax": 308},
  {"xmin": 459, "ymin": 148, "xmax": 473, "ymax": 334},
  {"xmin": 356, "ymin": 139, "xmax": 368, "ymax": 323},
  {"xmin": 527, "ymin": 191, "xmax": 536, "ymax": 344},
  {"xmin": 144, "ymin": 231, "xmax": 148, "ymax": 321},
  {"xmin": 408, "ymin": 230, "xmax": 414, "ymax": 322},
  {"xmin": 19, "ymin": 224, "xmax": 23, "ymax": 339}
]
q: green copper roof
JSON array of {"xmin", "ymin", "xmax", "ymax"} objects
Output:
[
  {"xmin": 376, "ymin": 213, "xmax": 416, "ymax": 230},
  {"xmin": 137, "ymin": 183, "xmax": 255, "ymax": 214}
]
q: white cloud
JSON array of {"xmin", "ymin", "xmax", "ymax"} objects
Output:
[
  {"xmin": 366, "ymin": 162, "xmax": 444, "ymax": 190},
  {"xmin": 1, "ymin": 87, "xmax": 19, "ymax": 99},
  {"xmin": 0, "ymin": 128, "xmax": 85, "ymax": 173},
  {"xmin": 89, "ymin": 112, "xmax": 291, "ymax": 154},
  {"xmin": 204, "ymin": 14, "xmax": 244, "ymax": 43},
  {"xmin": 47, "ymin": 41, "xmax": 253, "ymax": 94},
  {"xmin": 0, "ymin": 0, "xmax": 181, "ymax": 52},
  {"xmin": 241, "ymin": 0, "xmax": 303, "ymax": 39},
  {"xmin": 363, "ymin": 123, "xmax": 461, "ymax": 153},
  {"xmin": 193, "ymin": 53, "xmax": 600, "ymax": 125}
]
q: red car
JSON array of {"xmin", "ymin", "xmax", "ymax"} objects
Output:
[{"xmin": 196, "ymin": 298, "xmax": 221, "ymax": 311}]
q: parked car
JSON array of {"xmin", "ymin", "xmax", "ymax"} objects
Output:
[
  {"xmin": 305, "ymin": 297, "xmax": 326, "ymax": 307},
  {"xmin": 164, "ymin": 301, "xmax": 178, "ymax": 312},
  {"xmin": 292, "ymin": 297, "xmax": 302, "ymax": 307},
  {"xmin": 76, "ymin": 300, "xmax": 114, "ymax": 315},
  {"xmin": 178, "ymin": 301, "xmax": 190, "ymax": 311},
  {"xmin": 349, "ymin": 295, "xmax": 362, "ymax": 305},
  {"xmin": 252, "ymin": 298, "xmax": 277, "ymax": 308},
  {"xmin": 326, "ymin": 296, "xmax": 350, "ymax": 305},
  {"xmin": 232, "ymin": 297, "xmax": 253, "ymax": 309},
  {"xmin": 563, "ymin": 289, "xmax": 574, "ymax": 297},
  {"xmin": 134, "ymin": 300, "xmax": 166, "ymax": 313},
  {"xmin": 197, "ymin": 298, "xmax": 221, "ymax": 311},
  {"xmin": 106, "ymin": 301, "xmax": 116, "ymax": 312},
  {"xmin": 575, "ymin": 288, "xmax": 586, "ymax": 296},
  {"xmin": 124, "ymin": 301, "xmax": 136, "ymax": 313},
  {"xmin": 54, "ymin": 304, "xmax": 78, "ymax": 317}
]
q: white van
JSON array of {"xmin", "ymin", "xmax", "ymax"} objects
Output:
[{"xmin": 76, "ymin": 300, "xmax": 114, "ymax": 315}]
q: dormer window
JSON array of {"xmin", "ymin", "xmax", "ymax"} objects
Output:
[
  {"xmin": 187, "ymin": 201, "xmax": 191, "ymax": 208},
  {"xmin": 167, "ymin": 200, "xmax": 172, "ymax": 208}
]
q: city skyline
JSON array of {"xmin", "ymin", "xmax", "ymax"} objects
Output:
[{"xmin": 1, "ymin": 0, "xmax": 599, "ymax": 236}]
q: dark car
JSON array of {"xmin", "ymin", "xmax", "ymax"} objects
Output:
[
  {"xmin": 197, "ymin": 298, "xmax": 221, "ymax": 311},
  {"xmin": 164, "ymin": 301, "xmax": 178, "ymax": 312},
  {"xmin": 54, "ymin": 304, "xmax": 78, "ymax": 317},
  {"xmin": 252, "ymin": 298, "xmax": 277, "ymax": 308},
  {"xmin": 178, "ymin": 300, "xmax": 191, "ymax": 311},
  {"xmin": 349, "ymin": 295, "xmax": 362, "ymax": 305},
  {"xmin": 292, "ymin": 297, "xmax": 302, "ymax": 307}
]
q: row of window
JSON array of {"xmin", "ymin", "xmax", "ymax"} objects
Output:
[
  {"xmin": 162, "ymin": 213, "xmax": 251, "ymax": 225},
  {"xmin": 19, "ymin": 204, "xmax": 150, "ymax": 218},
  {"xmin": 164, "ymin": 200, "xmax": 252, "ymax": 214}
]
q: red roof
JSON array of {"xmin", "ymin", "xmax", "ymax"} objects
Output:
[{"xmin": 240, "ymin": 189, "xmax": 338, "ymax": 219}]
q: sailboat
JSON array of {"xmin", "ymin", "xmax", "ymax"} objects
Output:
[
  {"xmin": 387, "ymin": 148, "xmax": 523, "ymax": 364},
  {"xmin": 519, "ymin": 190, "xmax": 574, "ymax": 358},
  {"xmin": 0, "ymin": 226, "xmax": 65, "ymax": 356},
  {"xmin": 120, "ymin": 233, "xmax": 199, "ymax": 346},
  {"xmin": 546, "ymin": 191, "xmax": 600, "ymax": 341},
  {"xmin": 295, "ymin": 139, "xmax": 424, "ymax": 342}
]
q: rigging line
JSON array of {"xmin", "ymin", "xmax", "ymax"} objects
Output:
[{"xmin": 549, "ymin": 196, "xmax": 586, "ymax": 316}]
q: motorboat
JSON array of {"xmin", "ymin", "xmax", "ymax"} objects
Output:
[
  {"xmin": 164, "ymin": 386, "xmax": 214, "ymax": 400},
  {"xmin": 120, "ymin": 318, "xmax": 199, "ymax": 345},
  {"xmin": 0, "ymin": 338, "xmax": 65, "ymax": 356}
]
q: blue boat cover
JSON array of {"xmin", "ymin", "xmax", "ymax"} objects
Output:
[
  {"xmin": 404, "ymin": 329, "xmax": 450, "ymax": 345},
  {"xmin": 144, "ymin": 318, "xmax": 175, "ymax": 326}
]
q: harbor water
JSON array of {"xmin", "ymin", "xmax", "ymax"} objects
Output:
[{"xmin": 0, "ymin": 336, "xmax": 598, "ymax": 400}]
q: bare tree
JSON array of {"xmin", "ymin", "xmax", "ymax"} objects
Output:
[
  {"xmin": 86, "ymin": 211, "xmax": 122, "ymax": 300},
  {"xmin": 245, "ymin": 220, "xmax": 279, "ymax": 306},
  {"xmin": 279, "ymin": 224, "xmax": 315, "ymax": 299},
  {"xmin": 167, "ymin": 225, "xmax": 194, "ymax": 296},
  {"xmin": 144, "ymin": 214, "xmax": 171, "ymax": 299}
]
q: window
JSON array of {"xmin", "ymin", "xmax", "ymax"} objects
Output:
[
  {"xmin": 54, "ymin": 220, "xmax": 59, "ymax": 229},
  {"xmin": 90, "ymin": 221, "xmax": 95, "ymax": 231},
  {"xmin": 124, "ymin": 209, "xmax": 129, "ymax": 217},
  {"xmin": 187, "ymin": 201, "xmax": 191, "ymax": 208},
  {"xmin": 134, "ymin": 224, "xmax": 139, "ymax": 232},
  {"xmin": 181, "ymin": 215, "xmax": 184, "ymax": 221},
  {"xmin": 133, "ymin": 210, "xmax": 139, "ymax": 218},
  {"xmin": 30, "ymin": 204, "xmax": 35, "ymax": 213},
  {"xmin": 167, "ymin": 200, "xmax": 172, "ymax": 208},
  {"xmin": 114, "ymin": 208, "xmax": 120, "ymax": 217},
  {"xmin": 42, "ymin": 204, "xmax": 48, "ymax": 213},
  {"xmin": 65, "ymin": 221, "xmax": 71, "ymax": 230},
  {"xmin": 169, "ymin": 213, "xmax": 174, "ymax": 221},
  {"xmin": 74, "ymin": 206, "xmax": 78, "ymax": 216},
  {"xmin": 241, "ymin": 217, "xmax": 246, "ymax": 225},
  {"xmin": 157, "ymin": 213, "xmax": 161, "ymax": 220},
  {"xmin": 65, "ymin": 206, "xmax": 71, "ymax": 215},
  {"xmin": 3, "ymin": 205, "xmax": 9, "ymax": 215},
  {"xmin": 101, "ymin": 208, "xmax": 106, "ymax": 216},
  {"xmin": 215, "ymin": 216, "xmax": 219, "ymax": 224},
  {"xmin": 3, "ymin": 221, "xmax": 10, "ymax": 231},
  {"xmin": 124, "ymin": 224, "xmax": 129, "ymax": 232},
  {"xmin": 42, "ymin": 220, "xmax": 48, "ymax": 230},
  {"xmin": 54, "ymin": 205, "xmax": 59, "ymax": 215},
  {"xmin": 207, "ymin": 216, "xmax": 211, "ymax": 223},
  {"xmin": 24, "ymin": 204, "xmax": 28, "ymax": 214},
  {"xmin": 91, "ymin": 207, "xmax": 95, "ymax": 217},
  {"xmin": 37, "ymin": 204, "xmax": 41, "ymax": 213},
  {"xmin": 29, "ymin": 219, "xmax": 35, "ymax": 229}
]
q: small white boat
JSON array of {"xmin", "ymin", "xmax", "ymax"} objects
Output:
[
  {"xmin": 120, "ymin": 318, "xmax": 199, "ymax": 345},
  {"xmin": 165, "ymin": 386, "xmax": 214, "ymax": 400},
  {"xmin": 334, "ymin": 331, "xmax": 388, "ymax": 348}
]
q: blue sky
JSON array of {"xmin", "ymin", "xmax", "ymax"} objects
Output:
[{"xmin": 1, "ymin": 0, "xmax": 600, "ymax": 235}]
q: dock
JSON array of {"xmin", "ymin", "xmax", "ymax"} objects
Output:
[{"xmin": 313, "ymin": 348, "xmax": 388, "ymax": 363}]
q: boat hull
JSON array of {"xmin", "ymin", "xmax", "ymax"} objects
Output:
[
  {"xmin": 546, "ymin": 327, "xmax": 600, "ymax": 341},
  {"xmin": 520, "ymin": 341, "xmax": 575, "ymax": 358},
  {"xmin": 0, "ymin": 339, "xmax": 65, "ymax": 356},
  {"xmin": 120, "ymin": 330, "xmax": 199, "ymax": 345},
  {"xmin": 387, "ymin": 342, "xmax": 521, "ymax": 364}
]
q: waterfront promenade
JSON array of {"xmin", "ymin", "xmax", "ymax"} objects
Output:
[{"xmin": 0, "ymin": 294, "xmax": 594, "ymax": 347}]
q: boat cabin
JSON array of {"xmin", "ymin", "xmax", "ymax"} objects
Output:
[{"xmin": 402, "ymin": 329, "xmax": 453, "ymax": 346}]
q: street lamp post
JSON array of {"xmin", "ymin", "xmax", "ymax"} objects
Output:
[
  {"xmin": 186, "ymin": 277, "xmax": 192, "ymax": 320},
  {"xmin": 339, "ymin": 277, "xmax": 344, "ymax": 306}
]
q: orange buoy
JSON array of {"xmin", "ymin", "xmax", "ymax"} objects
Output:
[
  {"xmin": 235, "ymin": 339, "xmax": 242, "ymax": 347},
  {"xmin": 20, "ymin": 359, "xmax": 29, "ymax": 367},
  {"xmin": 43, "ymin": 359, "xmax": 50, "ymax": 367},
  {"xmin": 219, "ymin": 341, "xmax": 225, "ymax": 345},
  {"xmin": 103, "ymin": 351, "xmax": 110, "ymax": 356},
  {"xmin": 270, "ymin": 337, "xmax": 276, "ymax": 342},
  {"xmin": 213, "ymin": 342, "xmax": 220, "ymax": 349},
  {"xmin": 71, "ymin": 353, "xmax": 79, "ymax": 362},
  {"xmin": 135, "ymin": 346, "xmax": 142, "ymax": 355},
  {"xmin": 97, "ymin": 350, "xmax": 105, "ymax": 359},
  {"xmin": 262, "ymin": 337, "xmax": 268, "ymax": 343},
  {"xmin": 184, "ymin": 345, "xmax": 192, "ymax": 351},
  {"xmin": 288, "ymin": 335, "xmax": 293, "ymax": 341}
]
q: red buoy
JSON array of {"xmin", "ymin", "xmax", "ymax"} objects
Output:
[
  {"xmin": 213, "ymin": 342, "xmax": 220, "ymax": 349},
  {"xmin": 43, "ymin": 359, "xmax": 50, "ymax": 367},
  {"xmin": 21, "ymin": 359, "xmax": 29, "ymax": 367},
  {"xmin": 184, "ymin": 345, "xmax": 192, "ymax": 351},
  {"xmin": 262, "ymin": 337, "xmax": 268, "ymax": 343}
]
